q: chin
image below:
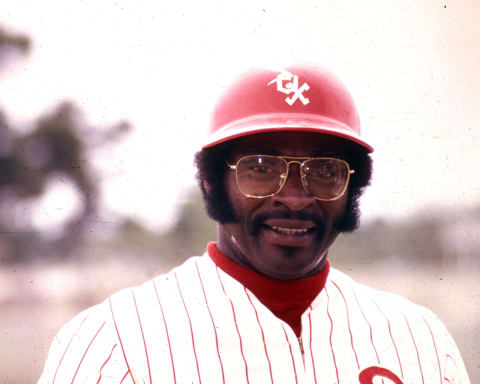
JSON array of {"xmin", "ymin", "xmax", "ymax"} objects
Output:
[{"xmin": 253, "ymin": 242, "xmax": 325, "ymax": 280}]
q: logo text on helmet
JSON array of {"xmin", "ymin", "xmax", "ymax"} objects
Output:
[{"xmin": 267, "ymin": 70, "xmax": 310, "ymax": 106}]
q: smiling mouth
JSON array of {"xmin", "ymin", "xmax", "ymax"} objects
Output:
[
  {"xmin": 269, "ymin": 226, "xmax": 313, "ymax": 235},
  {"xmin": 263, "ymin": 220, "xmax": 317, "ymax": 247},
  {"xmin": 251, "ymin": 216, "xmax": 321, "ymax": 246},
  {"xmin": 261, "ymin": 223, "xmax": 317, "ymax": 247}
]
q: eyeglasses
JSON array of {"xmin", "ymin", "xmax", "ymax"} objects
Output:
[{"xmin": 227, "ymin": 155, "xmax": 355, "ymax": 201}]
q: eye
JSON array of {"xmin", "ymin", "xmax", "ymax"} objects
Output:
[
  {"xmin": 237, "ymin": 156, "xmax": 285, "ymax": 179},
  {"xmin": 249, "ymin": 165, "xmax": 275, "ymax": 174},
  {"xmin": 305, "ymin": 164, "xmax": 341, "ymax": 182},
  {"xmin": 314, "ymin": 169, "xmax": 337, "ymax": 178},
  {"xmin": 307, "ymin": 166, "xmax": 334, "ymax": 177}
]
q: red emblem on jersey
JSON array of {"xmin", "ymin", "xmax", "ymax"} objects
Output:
[
  {"xmin": 444, "ymin": 355, "xmax": 461, "ymax": 383},
  {"xmin": 358, "ymin": 366, "xmax": 403, "ymax": 384}
]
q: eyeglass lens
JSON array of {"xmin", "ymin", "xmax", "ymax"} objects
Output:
[
  {"xmin": 235, "ymin": 155, "xmax": 349, "ymax": 199},
  {"xmin": 236, "ymin": 156, "xmax": 286, "ymax": 196},
  {"xmin": 302, "ymin": 158, "xmax": 349, "ymax": 199}
]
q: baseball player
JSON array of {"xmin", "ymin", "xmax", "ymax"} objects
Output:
[{"xmin": 38, "ymin": 66, "xmax": 471, "ymax": 383}]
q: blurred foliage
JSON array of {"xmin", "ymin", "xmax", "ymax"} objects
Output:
[
  {"xmin": 95, "ymin": 190, "xmax": 217, "ymax": 272},
  {"xmin": 0, "ymin": 25, "xmax": 30, "ymax": 69},
  {"xmin": 93, "ymin": 187, "xmax": 480, "ymax": 274},
  {"xmin": 331, "ymin": 206, "xmax": 480, "ymax": 273},
  {"xmin": 0, "ymin": 25, "xmax": 129, "ymax": 262}
]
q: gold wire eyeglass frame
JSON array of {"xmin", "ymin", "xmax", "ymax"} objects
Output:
[{"xmin": 226, "ymin": 155, "xmax": 355, "ymax": 201}]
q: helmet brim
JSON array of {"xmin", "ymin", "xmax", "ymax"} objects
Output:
[{"xmin": 202, "ymin": 113, "xmax": 374, "ymax": 153}]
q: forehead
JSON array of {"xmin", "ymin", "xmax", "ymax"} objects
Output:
[{"xmin": 228, "ymin": 132, "xmax": 347, "ymax": 158}]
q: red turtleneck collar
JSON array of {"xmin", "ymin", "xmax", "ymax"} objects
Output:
[{"xmin": 207, "ymin": 242, "xmax": 330, "ymax": 337}]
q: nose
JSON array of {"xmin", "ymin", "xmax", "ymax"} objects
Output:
[{"xmin": 271, "ymin": 162, "xmax": 314, "ymax": 211}]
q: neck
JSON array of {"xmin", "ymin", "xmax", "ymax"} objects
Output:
[
  {"xmin": 216, "ymin": 224, "xmax": 250, "ymax": 268},
  {"xmin": 207, "ymin": 242, "xmax": 330, "ymax": 336}
]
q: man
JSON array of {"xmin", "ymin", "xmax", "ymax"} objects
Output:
[{"xmin": 39, "ymin": 66, "xmax": 470, "ymax": 383}]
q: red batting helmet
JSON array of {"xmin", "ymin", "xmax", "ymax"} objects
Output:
[{"xmin": 203, "ymin": 66, "xmax": 373, "ymax": 152}]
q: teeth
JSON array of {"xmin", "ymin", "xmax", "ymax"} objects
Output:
[{"xmin": 271, "ymin": 226, "xmax": 309, "ymax": 235}]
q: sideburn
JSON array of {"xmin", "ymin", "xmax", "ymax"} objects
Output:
[{"xmin": 333, "ymin": 188, "xmax": 361, "ymax": 232}]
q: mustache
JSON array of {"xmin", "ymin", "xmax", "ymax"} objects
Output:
[{"xmin": 248, "ymin": 210, "xmax": 326, "ymax": 236}]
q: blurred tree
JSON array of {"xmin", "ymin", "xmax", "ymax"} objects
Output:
[
  {"xmin": 96, "ymin": 188, "xmax": 216, "ymax": 270},
  {"xmin": 171, "ymin": 190, "xmax": 217, "ymax": 254},
  {"xmin": 0, "ymin": 25, "xmax": 30, "ymax": 70},
  {"xmin": 0, "ymin": 25, "xmax": 129, "ymax": 262},
  {"xmin": 331, "ymin": 211, "xmax": 456, "ymax": 272}
]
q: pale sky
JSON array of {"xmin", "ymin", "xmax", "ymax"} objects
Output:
[{"xmin": 1, "ymin": 0, "xmax": 479, "ymax": 232}]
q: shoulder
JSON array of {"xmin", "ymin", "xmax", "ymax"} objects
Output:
[
  {"xmin": 83, "ymin": 254, "xmax": 215, "ymax": 337},
  {"xmin": 38, "ymin": 298, "xmax": 125, "ymax": 383},
  {"xmin": 108, "ymin": 254, "xmax": 213, "ymax": 311},
  {"xmin": 325, "ymin": 267, "xmax": 471, "ymax": 382},
  {"xmin": 325, "ymin": 266, "xmax": 455, "ymax": 344},
  {"xmin": 39, "ymin": 254, "xmax": 212, "ymax": 383},
  {"xmin": 327, "ymin": 266, "xmax": 433, "ymax": 316}
]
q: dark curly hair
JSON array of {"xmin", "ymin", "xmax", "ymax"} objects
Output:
[{"xmin": 194, "ymin": 139, "xmax": 373, "ymax": 232}]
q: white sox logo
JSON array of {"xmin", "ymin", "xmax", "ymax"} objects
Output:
[
  {"xmin": 267, "ymin": 70, "xmax": 310, "ymax": 106},
  {"xmin": 358, "ymin": 366, "xmax": 403, "ymax": 384},
  {"xmin": 444, "ymin": 355, "xmax": 461, "ymax": 384}
]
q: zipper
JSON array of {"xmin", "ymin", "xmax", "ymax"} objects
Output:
[
  {"xmin": 297, "ymin": 336, "xmax": 305, "ymax": 355},
  {"xmin": 297, "ymin": 336, "xmax": 306, "ymax": 367}
]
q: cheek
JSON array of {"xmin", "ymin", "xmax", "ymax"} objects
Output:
[
  {"xmin": 225, "ymin": 173, "xmax": 264, "ymax": 221},
  {"xmin": 224, "ymin": 172, "xmax": 249, "ymax": 216},
  {"xmin": 224, "ymin": 171, "xmax": 240, "ymax": 203},
  {"xmin": 320, "ymin": 195, "xmax": 348, "ymax": 222}
]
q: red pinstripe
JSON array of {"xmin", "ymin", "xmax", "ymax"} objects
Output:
[
  {"xmin": 195, "ymin": 261, "xmax": 225, "ymax": 383},
  {"xmin": 132, "ymin": 291, "xmax": 152, "ymax": 384},
  {"xmin": 71, "ymin": 322, "xmax": 105, "ymax": 383},
  {"xmin": 423, "ymin": 317, "xmax": 442, "ymax": 383},
  {"xmin": 350, "ymin": 286, "xmax": 381, "ymax": 365},
  {"xmin": 370, "ymin": 296, "xmax": 403, "ymax": 378},
  {"xmin": 52, "ymin": 313, "xmax": 89, "ymax": 384},
  {"xmin": 325, "ymin": 287, "xmax": 340, "ymax": 383},
  {"xmin": 244, "ymin": 288, "xmax": 274, "ymax": 383},
  {"xmin": 281, "ymin": 324, "xmax": 298, "ymax": 384},
  {"xmin": 120, "ymin": 370, "xmax": 130, "ymax": 383},
  {"xmin": 174, "ymin": 271, "xmax": 202, "ymax": 384},
  {"xmin": 216, "ymin": 267, "xmax": 250, "ymax": 384},
  {"xmin": 108, "ymin": 298, "xmax": 136, "ymax": 384},
  {"xmin": 403, "ymin": 314, "xmax": 425, "ymax": 384},
  {"xmin": 96, "ymin": 344, "xmax": 117, "ymax": 384},
  {"xmin": 331, "ymin": 281, "xmax": 360, "ymax": 370},
  {"xmin": 152, "ymin": 280, "xmax": 176, "ymax": 383},
  {"xmin": 308, "ymin": 310, "xmax": 317, "ymax": 384}
]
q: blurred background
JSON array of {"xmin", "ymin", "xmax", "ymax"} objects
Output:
[{"xmin": 0, "ymin": 0, "xmax": 479, "ymax": 382}]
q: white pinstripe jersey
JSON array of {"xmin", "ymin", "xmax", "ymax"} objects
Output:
[{"xmin": 39, "ymin": 253, "xmax": 470, "ymax": 383}]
